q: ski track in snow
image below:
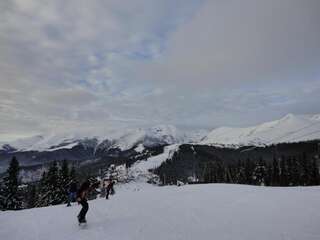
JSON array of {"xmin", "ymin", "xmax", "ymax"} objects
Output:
[{"xmin": 1, "ymin": 184, "xmax": 320, "ymax": 240}]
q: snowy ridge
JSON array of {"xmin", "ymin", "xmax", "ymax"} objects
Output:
[
  {"xmin": 201, "ymin": 113, "xmax": 320, "ymax": 147},
  {"xmin": 110, "ymin": 125, "xmax": 182, "ymax": 151},
  {"xmin": 1, "ymin": 133, "xmax": 99, "ymax": 152},
  {"xmin": 1, "ymin": 125, "xmax": 187, "ymax": 152},
  {"xmin": 2, "ymin": 114, "xmax": 320, "ymax": 152}
]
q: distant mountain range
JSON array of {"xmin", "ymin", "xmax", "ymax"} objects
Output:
[
  {"xmin": 0, "ymin": 125, "xmax": 206, "ymax": 174},
  {"xmin": 1, "ymin": 114, "xmax": 320, "ymax": 176},
  {"xmin": 0, "ymin": 125, "xmax": 206, "ymax": 153},
  {"xmin": 200, "ymin": 113, "xmax": 320, "ymax": 147},
  {"xmin": 2, "ymin": 113, "xmax": 320, "ymax": 155}
]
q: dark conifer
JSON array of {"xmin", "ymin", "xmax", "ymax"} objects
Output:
[
  {"xmin": 291, "ymin": 157, "xmax": 300, "ymax": 186},
  {"xmin": 271, "ymin": 156, "xmax": 280, "ymax": 186},
  {"xmin": 1, "ymin": 156, "xmax": 22, "ymax": 210},
  {"xmin": 279, "ymin": 158, "xmax": 288, "ymax": 186},
  {"xmin": 26, "ymin": 184, "xmax": 38, "ymax": 209},
  {"xmin": 310, "ymin": 158, "xmax": 320, "ymax": 185}
]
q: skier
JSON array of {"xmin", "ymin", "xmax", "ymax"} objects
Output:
[
  {"xmin": 105, "ymin": 179, "xmax": 115, "ymax": 200},
  {"xmin": 76, "ymin": 180, "xmax": 90, "ymax": 224},
  {"xmin": 66, "ymin": 180, "xmax": 78, "ymax": 207}
]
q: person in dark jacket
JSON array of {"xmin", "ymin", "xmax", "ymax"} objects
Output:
[
  {"xmin": 76, "ymin": 180, "xmax": 90, "ymax": 223},
  {"xmin": 67, "ymin": 180, "xmax": 78, "ymax": 207},
  {"xmin": 105, "ymin": 180, "xmax": 115, "ymax": 200}
]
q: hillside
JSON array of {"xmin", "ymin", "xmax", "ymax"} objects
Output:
[
  {"xmin": 201, "ymin": 114, "xmax": 320, "ymax": 147},
  {"xmin": 1, "ymin": 183, "xmax": 319, "ymax": 240},
  {"xmin": 2, "ymin": 113, "xmax": 320, "ymax": 154},
  {"xmin": 0, "ymin": 125, "xmax": 194, "ymax": 153}
]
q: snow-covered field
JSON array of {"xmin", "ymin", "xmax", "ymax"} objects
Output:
[{"xmin": 1, "ymin": 183, "xmax": 320, "ymax": 240}]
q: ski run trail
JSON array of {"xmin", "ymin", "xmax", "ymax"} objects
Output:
[{"xmin": 1, "ymin": 183, "xmax": 320, "ymax": 240}]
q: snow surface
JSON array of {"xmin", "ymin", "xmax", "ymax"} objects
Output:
[
  {"xmin": 45, "ymin": 142, "xmax": 80, "ymax": 152},
  {"xmin": 201, "ymin": 113, "xmax": 320, "ymax": 147},
  {"xmin": 1, "ymin": 183, "xmax": 320, "ymax": 240},
  {"xmin": 129, "ymin": 144, "xmax": 179, "ymax": 180},
  {"xmin": 134, "ymin": 144, "xmax": 145, "ymax": 153}
]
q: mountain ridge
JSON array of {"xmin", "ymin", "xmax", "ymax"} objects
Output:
[
  {"xmin": 2, "ymin": 113, "xmax": 320, "ymax": 153},
  {"xmin": 1, "ymin": 125, "xmax": 207, "ymax": 153},
  {"xmin": 201, "ymin": 113, "xmax": 320, "ymax": 147}
]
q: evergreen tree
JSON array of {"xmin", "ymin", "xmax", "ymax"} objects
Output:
[
  {"xmin": 37, "ymin": 161, "xmax": 66, "ymax": 206},
  {"xmin": 216, "ymin": 163, "xmax": 225, "ymax": 183},
  {"xmin": 26, "ymin": 184, "xmax": 38, "ymax": 209},
  {"xmin": 290, "ymin": 157, "xmax": 300, "ymax": 186},
  {"xmin": 252, "ymin": 158, "xmax": 266, "ymax": 186},
  {"xmin": 60, "ymin": 159, "xmax": 69, "ymax": 184},
  {"xmin": 69, "ymin": 165, "xmax": 77, "ymax": 181},
  {"xmin": 310, "ymin": 158, "xmax": 319, "ymax": 185},
  {"xmin": 301, "ymin": 152, "xmax": 311, "ymax": 185},
  {"xmin": 36, "ymin": 171, "xmax": 47, "ymax": 207},
  {"xmin": 0, "ymin": 183, "xmax": 5, "ymax": 210},
  {"xmin": 265, "ymin": 164, "xmax": 272, "ymax": 186},
  {"xmin": 271, "ymin": 157, "xmax": 280, "ymax": 186},
  {"xmin": 279, "ymin": 158, "xmax": 288, "ymax": 186},
  {"xmin": 1, "ymin": 157, "xmax": 22, "ymax": 210},
  {"xmin": 236, "ymin": 160, "xmax": 246, "ymax": 184},
  {"xmin": 59, "ymin": 159, "xmax": 70, "ymax": 202},
  {"xmin": 286, "ymin": 157, "xmax": 293, "ymax": 186},
  {"xmin": 244, "ymin": 158, "xmax": 254, "ymax": 185},
  {"xmin": 225, "ymin": 166, "xmax": 233, "ymax": 183}
]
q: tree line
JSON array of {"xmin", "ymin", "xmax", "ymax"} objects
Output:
[
  {"xmin": 1, "ymin": 150, "xmax": 319, "ymax": 211},
  {"xmin": 0, "ymin": 157, "xmax": 77, "ymax": 210},
  {"xmin": 156, "ymin": 152, "xmax": 320, "ymax": 186}
]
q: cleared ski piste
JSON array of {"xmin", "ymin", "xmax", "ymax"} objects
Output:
[{"xmin": 1, "ymin": 183, "xmax": 320, "ymax": 240}]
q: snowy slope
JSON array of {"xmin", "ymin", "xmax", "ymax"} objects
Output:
[
  {"xmin": 201, "ymin": 113, "xmax": 320, "ymax": 147},
  {"xmin": 1, "ymin": 125, "xmax": 187, "ymax": 153},
  {"xmin": 110, "ymin": 125, "xmax": 182, "ymax": 151},
  {"xmin": 1, "ymin": 133, "xmax": 99, "ymax": 152},
  {"xmin": 6, "ymin": 135, "xmax": 45, "ymax": 151},
  {"xmin": 3, "ymin": 113, "xmax": 320, "ymax": 152},
  {"xmin": 1, "ymin": 183, "xmax": 320, "ymax": 240},
  {"xmin": 129, "ymin": 144, "xmax": 180, "ymax": 181}
]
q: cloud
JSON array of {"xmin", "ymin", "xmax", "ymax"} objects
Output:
[
  {"xmin": 34, "ymin": 88, "xmax": 97, "ymax": 107},
  {"xmin": 0, "ymin": 0, "xmax": 320, "ymax": 141},
  {"xmin": 0, "ymin": 0, "xmax": 201, "ymax": 139},
  {"xmin": 136, "ymin": 0, "xmax": 320, "ymax": 87}
]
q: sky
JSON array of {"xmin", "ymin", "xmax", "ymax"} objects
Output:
[{"xmin": 1, "ymin": 0, "xmax": 320, "ymax": 141}]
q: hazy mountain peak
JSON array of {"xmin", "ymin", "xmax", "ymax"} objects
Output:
[{"xmin": 201, "ymin": 113, "xmax": 320, "ymax": 147}]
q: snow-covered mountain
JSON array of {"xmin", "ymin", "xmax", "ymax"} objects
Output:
[
  {"xmin": 2, "ymin": 114, "xmax": 320, "ymax": 153},
  {"xmin": 0, "ymin": 125, "xmax": 203, "ymax": 153},
  {"xmin": 0, "ymin": 133, "xmax": 99, "ymax": 152},
  {"xmin": 201, "ymin": 113, "xmax": 320, "ymax": 147},
  {"xmin": 108, "ymin": 125, "xmax": 182, "ymax": 151}
]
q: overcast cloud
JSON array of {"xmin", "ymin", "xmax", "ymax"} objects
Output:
[{"xmin": 0, "ymin": 0, "xmax": 320, "ymax": 141}]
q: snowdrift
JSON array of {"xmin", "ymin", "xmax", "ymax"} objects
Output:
[{"xmin": 1, "ymin": 183, "xmax": 320, "ymax": 240}]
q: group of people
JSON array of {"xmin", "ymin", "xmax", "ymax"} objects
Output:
[{"xmin": 66, "ymin": 178, "xmax": 115, "ymax": 224}]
